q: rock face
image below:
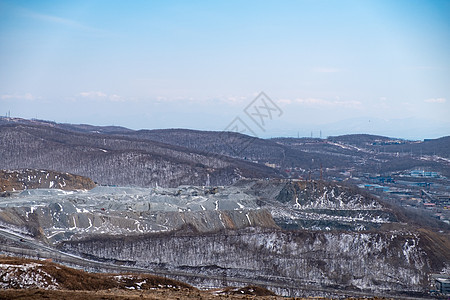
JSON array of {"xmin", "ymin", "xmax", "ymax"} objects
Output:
[
  {"xmin": 276, "ymin": 181, "xmax": 379, "ymax": 209},
  {"xmin": 58, "ymin": 227, "xmax": 449, "ymax": 297},
  {"xmin": 271, "ymin": 181, "xmax": 398, "ymax": 231},
  {"xmin": 0, "ymin": 184, "xmax": 278, "ymax": 242},
  {"xmin": 0, "ymin": 180, "xmax": 393, "ymax": 243},
  {"xmin": 0, "ymin": 169, "xmax": 96, "ymax": 192}
]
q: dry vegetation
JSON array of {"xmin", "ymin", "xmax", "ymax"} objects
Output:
[
  {"xmin": 0, "ymin": 169, "xmax": 96, "ymax": 193},
  {"xmin": 0, "ymin": 257, "xmax": 399, "ymax": 300},
  {"xmin": 0, "ymin": 289, "xmax": 397, "ymax": 300},
  {"xmin": 0, "ymin": 256, "xmax": 191, "ymax": 290},
  {"xmin": 0, "ymin": 288, "xmax": 282, "ymax": 300},
  {"xmin": 0, "ymin": 256, "xmax": 281, "ymax": 299}
]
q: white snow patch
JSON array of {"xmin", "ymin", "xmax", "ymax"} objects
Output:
[
  {"xmin": 245, "ymin": 213, "xmax": 252, "ymax": 225},
  {"xmin": 0, "ymin": 263, "xmax": 59, "ymax": 289}
]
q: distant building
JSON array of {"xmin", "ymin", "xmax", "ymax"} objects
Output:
[
  {"xmin": 435, "ymin": 277, "xmax": 450, "ymax": 295},
  {"xmin": 363, "ymin": 184, "xmax": 390, "ymax": 192},
  {"xmin": 410, "ymin": 170, "xmax": 439, "ymax": 178}
]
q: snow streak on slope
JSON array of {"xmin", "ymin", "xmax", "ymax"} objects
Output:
[
  {"xmin": 0, "ymin": 180, "xmax": 397, "ymax": 242},
  {"xmin": 60, "ymin": 227, "xmax": 436, "ymax": 296},
  {"xmin": 0, "ymin": 185, "xmax": 276, "ymax": 242}
]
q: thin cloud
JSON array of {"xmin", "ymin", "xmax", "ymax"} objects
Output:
[
  {"xmin": 277, "ymin": 99, "xmax": 292, "ymax": 105},
  {"xmin": 424, "ymin": 98, "xmax": 446, "ymax": 103},
  {"xmin": 22, "ymin": 9, "xmax": 107, "ymax": 35},
  {"xmin": 80, "ymin": 91, "xmax": 107, "ymax": 98},
  {"xmin": 79, "ymin": 91, "xmax": 124, "ymax": 102},
  {"xmin": 294, "ymin": 98, "xmax": 362, "ymax": 108},
  {"xmin": 32, "ymin": 13, "xmax": 87, "ymax": 29},
  {"xmin": 151, "ymin": 95, "xmax": 250, "ymax": 104},
  {"xmin": 1, "ymin": 93, "xmax": 36, "ymax": 100},
  {"xmin": 224, "ymin": 96, "xmax": 248, "ymax": 103}
]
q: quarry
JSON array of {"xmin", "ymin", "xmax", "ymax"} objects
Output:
[{"xmin": 0, "ymin": 172, "xmax": 448, "ymax": 298}]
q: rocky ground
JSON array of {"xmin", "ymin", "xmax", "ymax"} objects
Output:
[{"xmin": 0, "ymin": 179, "xmax": 398, "ymax": 244}]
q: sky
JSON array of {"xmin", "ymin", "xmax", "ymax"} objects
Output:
[{"xmin": 0, "ymin": 0, "xmax": 449, "ymax": 139}]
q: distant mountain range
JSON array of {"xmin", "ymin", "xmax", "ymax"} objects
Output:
[
  {"xmin": 0, "ymin": 117, "xmax": 449, "ymax": 186},
  {"xmin": 271, "ymin": 117, "xmax": 450, "ymax": 140}
]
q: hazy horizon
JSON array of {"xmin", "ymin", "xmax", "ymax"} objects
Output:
[{"xmin": 2, "ymin": 115, "xmax": 449, "ymax": 141}]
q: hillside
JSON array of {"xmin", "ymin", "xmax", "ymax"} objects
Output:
[
  {"xmin": 1, "ymin": 117, "xmax": 448, "ymax": 180},
  {"xmin": 128, "ymin": 129, "xmax": 354, "ymax": 170},
  {"xmin": 0, "ymin": 256, "xmax": 426, "ymax": 299},
  {"xmin": 59, "ymin": 225, "xmax": 449, "ymax": 298},
  {"xmin": 0, "ymin": 256, "xmax": 278, "ymax": 299},
  {"xmin": 0, "ymin": 122, "xmax": 282, "ymax": 187},
  {"xmin": 0, "ymin": 117, "xmax": 449, "ymax": 298},
  {"xmin": 0, "ymin": 169, "xmax": 96, "ymax": 193},
  {"xmin": 328, "ymin": 134, "xmax": 450, "ymax": 158},
  {"xmin": 0, "ymin": 256, "xmax": 193, "ymax": 291},
  {"xmin": 0, "ymin": 179, "xmax": 397, "ymax": 243},
  {"xmin": 116, "ymin": 128, "xmax": 450, "ymax": 177},
  {"xmin": 0, "ymin": 177, "xmax": 448, "ymax": 297},
  {"xmin": 0, "ymin": 117, "xmax": 133, "ymax": 135}
]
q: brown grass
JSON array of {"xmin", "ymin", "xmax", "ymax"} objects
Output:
[{"xmin": 0, "ymin": 256, "xmax": 193, "ymax": 291}]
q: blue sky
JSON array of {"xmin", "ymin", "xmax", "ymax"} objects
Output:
[{"xmin": 0, "ymin": 0, "xmax": 449, "ymax": 139}]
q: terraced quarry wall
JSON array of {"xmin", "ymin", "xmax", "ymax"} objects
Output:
[{"xmin": 59, "ymin": 227, "xmax": 449, "ymax": 297}]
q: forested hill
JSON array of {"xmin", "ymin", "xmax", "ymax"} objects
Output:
[
  {"xmin": 1, "ymin": 117, "xmax": 449, "ymax": 183},
  {"xmin": 0, "ymin": 122, "xmax": 282, "ymax": 187}
]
